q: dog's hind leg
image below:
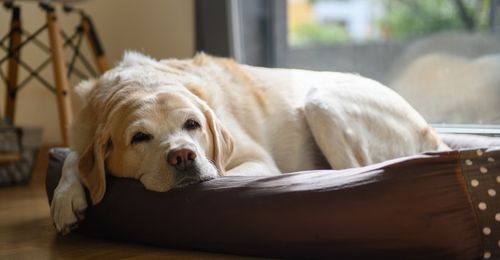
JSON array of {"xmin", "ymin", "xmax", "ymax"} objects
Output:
[
  {"xmin": 303, "ymin": 83, "xmax": 442, "ymax": 169},
  {"xmin": 303, "ymin": 89, "xmax": 372, "ymax": 169}
]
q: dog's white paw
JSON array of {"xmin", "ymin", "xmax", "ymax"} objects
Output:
[{"xmin": 50, "ymin": 181, "xmax": 87, "ymax": 235}]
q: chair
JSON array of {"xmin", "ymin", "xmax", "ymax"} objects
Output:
[{"xmin": 1, "ymin": 0, "xmax": 108, "ymax": 146}]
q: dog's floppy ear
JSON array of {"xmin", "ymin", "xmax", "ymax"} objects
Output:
[
  {"xmin": 204, "ymin": 108, "xmax": 234, "ymax": 174},
  {"xmin": 78, "ymin": 125, "xmax": 111, "ymax": 205}
]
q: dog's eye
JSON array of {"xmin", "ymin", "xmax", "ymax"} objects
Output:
[
  {"xmin": 184, "ymin": 119, "xmax": 201, "ymax": 130},
  {"xmin": 131, "ymin": 132, "xmax": 152, "ymax": 144}
]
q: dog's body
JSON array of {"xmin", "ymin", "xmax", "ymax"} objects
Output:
[{"xmin": 51, "ymin": 52, "xmax": 446, "ymax": 234}]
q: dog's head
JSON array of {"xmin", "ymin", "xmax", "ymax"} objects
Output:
[{"xmin": 73, "ymin": 52, "xmax": 234, "ymax": 205}]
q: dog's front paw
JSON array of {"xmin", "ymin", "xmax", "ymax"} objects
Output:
[{"xmin": 50, "ymin": 181, "xmax": 87, "ymax": 235}]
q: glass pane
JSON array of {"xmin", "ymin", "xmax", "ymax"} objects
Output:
[{"xmin": 287, "ymin": 0, "xmax": 500, "ymax": 125}]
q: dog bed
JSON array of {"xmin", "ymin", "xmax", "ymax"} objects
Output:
[{"xmin": 46, "ymin": 134, "xmax": 500, "ymax": 259}]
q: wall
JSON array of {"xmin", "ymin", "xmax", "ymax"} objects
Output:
[
  {"xmin": 287, "ymin": 31, "xmax": 500, "ymax": 124},
  {"xmin": 287, "ymin": 31, "xmax": 500, "ymax": 84},
  {"xmin": 0, "ymin": 0, "xmax": 195, "ymax": 145}
]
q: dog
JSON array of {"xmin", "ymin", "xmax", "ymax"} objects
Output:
[{"xmin": 51, "ymin": 52, "xmax": 447, "ymax": 234}]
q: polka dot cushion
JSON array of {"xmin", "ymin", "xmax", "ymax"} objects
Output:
[{"xmin": 461, "ymin": 148, "xmax": 500, "ymax": 259}]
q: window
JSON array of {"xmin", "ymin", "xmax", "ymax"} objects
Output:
[
  {"xmin": 287, "ymin": 0, "xmax": 500, "ymax": 127},
  {"xmin": 196, "ymin": 0, "xmax": 500, "ymax": 134}
]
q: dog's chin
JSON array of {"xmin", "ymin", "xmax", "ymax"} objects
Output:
[
  {"xmin": 172, "ymin": 161, "xmax": 219, "ymax": 188},
  {"xmin": 174, "ymin": 174, "xmax": 216, "ymax": 188}
]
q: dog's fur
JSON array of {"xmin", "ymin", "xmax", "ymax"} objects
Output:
[{"xmin": 51, "ymin": 52, "xmax": 447, "ymax": 234}]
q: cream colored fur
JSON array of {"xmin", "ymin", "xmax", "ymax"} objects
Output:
[{"xmin": 51, "ymin": 52, "xmax": 446, "ymax": 234}]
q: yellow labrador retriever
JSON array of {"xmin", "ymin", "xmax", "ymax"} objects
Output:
[{"xmin": 51, "ymin": 52, "xmax": 447, "ymax": 234}]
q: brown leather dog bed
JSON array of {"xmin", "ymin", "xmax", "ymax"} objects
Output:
[{"xmin": 46, "ymin": 134, "xmax": 500, "ymax": 259}]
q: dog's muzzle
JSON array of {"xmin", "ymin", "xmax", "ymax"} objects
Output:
[{"xmin": 167, "ymin": 147, "xmax": 214, "ymax": 187}]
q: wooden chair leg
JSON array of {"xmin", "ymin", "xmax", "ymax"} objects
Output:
[
  {"xmin": 5, "ymin": 6, "xmax": 22, "ymax": 124},
  {"xmin": 81, "ymin": 15, "xmax": 109, "ymax": 74},
  {"xmin": 46, "ymin": 8, "xmax": 72, "ymax": 147}
]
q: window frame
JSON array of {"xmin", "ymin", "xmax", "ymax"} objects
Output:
[{"xmin": 195, "ymin": 0, "xmax": 287, "ymax": 67}]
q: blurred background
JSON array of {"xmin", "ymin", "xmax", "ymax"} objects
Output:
[
  {"xmin": 1, "ymin": 0, "xmax": 499, "ymax": 145},
  {"xmin": 285, "ymin": 0, "xmax": 500, "ymax": 130}
]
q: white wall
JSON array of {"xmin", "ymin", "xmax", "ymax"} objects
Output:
[{"xmin": 0, "ymin": 0, "xmax": 195, "ymax": 145}]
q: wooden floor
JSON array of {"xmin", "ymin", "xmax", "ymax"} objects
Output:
[{"xmin": 0, "ymin": 148, "xmax": 256, "ymax": 259}]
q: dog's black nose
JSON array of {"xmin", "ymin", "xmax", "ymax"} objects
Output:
[{"xmin": 167, "ymin": 148, "xmax": 197, "ymax": 171}]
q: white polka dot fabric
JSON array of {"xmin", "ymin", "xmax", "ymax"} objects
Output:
[{"xmin": 461, "ymin": 148, "xmax": 500, "ymax": 259}]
